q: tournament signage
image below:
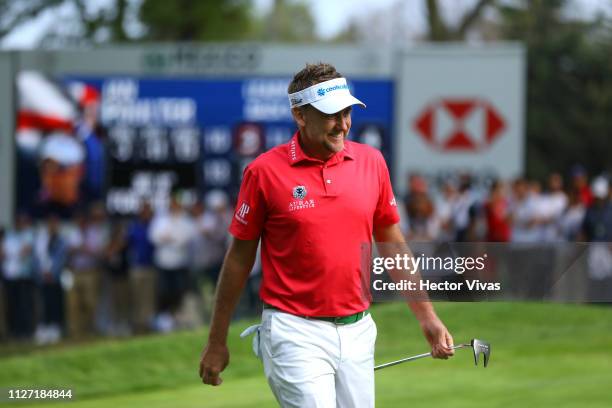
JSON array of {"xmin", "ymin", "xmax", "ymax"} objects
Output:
[
  {"xmin": 3, "ymin": 44, "xmax": 523, "ymax": 225},
  {"xmin": 396, "ymin": 45, "xmax": 525, "ymax": 194},
  {"xmin": 57, "ymin": 76, "xmax": 394, "ymax": 215}
]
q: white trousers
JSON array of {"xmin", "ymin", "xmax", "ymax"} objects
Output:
[{"xmin": 260, "ymin": 309, "xmax": 377, "ymax": 408}]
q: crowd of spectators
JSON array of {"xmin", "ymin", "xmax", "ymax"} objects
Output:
[
  {"xmin": 0, "ymin": 190, "xmax": 234, "ymax": 344},
  {"xmin": 1, "ymin": 168, "xmax": 610, "ymax": 344},
  {"xmin": 399, "ymin": 168, "xmax": 611, "ymax": 245},
  {"xmin": 399, "ymin": 168, "xmax": 612, "ymax": 302}
]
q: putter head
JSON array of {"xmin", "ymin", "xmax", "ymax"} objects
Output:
[{"xmin": 470, "ymin": 339, "xmax": 491, "ymax": 367}]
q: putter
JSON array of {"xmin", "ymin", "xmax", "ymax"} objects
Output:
[{"xmin": 374, "ymin": 338, "xmax": 490, "ymax": 370}]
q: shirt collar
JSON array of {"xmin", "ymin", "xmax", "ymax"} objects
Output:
[{"xmin": 287, "ymin": 131, "xmax": 355, "ymax": 166}]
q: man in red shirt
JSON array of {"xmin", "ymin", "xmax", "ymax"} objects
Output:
[{"xmin": 200, "ymin": 63, "xmax": 454, "ymax": 406}]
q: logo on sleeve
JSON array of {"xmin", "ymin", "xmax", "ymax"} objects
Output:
[
  {"xmin": 235, "ymin": 202, "xmax": 250, "ymax": 224},
  {"xmin": 389, "ymin": 197, "xmax": 397, "ymax": 207}
]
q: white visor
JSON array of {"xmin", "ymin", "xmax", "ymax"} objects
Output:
[{"xmin": 288, "ymin": 77, "xmax": 366, "ymax": 114}]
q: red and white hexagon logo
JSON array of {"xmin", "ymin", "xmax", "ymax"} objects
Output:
[{"xmin": 413, "ymin": 98, "xmax": 505, "ymax": 152}]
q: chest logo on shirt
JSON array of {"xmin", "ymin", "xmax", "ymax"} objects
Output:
[
  {"xmin": 289, "ymin": 199, "xmax": 315, "ymax": 212},
  {"xmin": 292, "ymin": 185, "xmax": 307, "ymax": 200},
  {"xmin": 289, "ymin": 185, "xmax": 315, "ymax": 212}
]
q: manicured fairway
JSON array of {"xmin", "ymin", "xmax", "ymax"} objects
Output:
[{"xmin": 2, "ymin": 302, "xmax": 611, "ymax": 407}]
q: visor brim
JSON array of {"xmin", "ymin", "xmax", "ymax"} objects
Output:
[{"xmin": 310, "ymin": 94, "xmax": 366, "ymax": 114}]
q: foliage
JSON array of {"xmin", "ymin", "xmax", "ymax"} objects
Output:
[
  {"xmin": 138, "ymin": 0, "xmax": 315, "ymax": 43},
  {"xmin": 498, "ymin": 0, "xmax": 612, "ymax": 179},
  {"xmin": 0, "ymin": 0, "xmax": 316, "ymax": 46},
  {"xmin": 425, "ymin": 0, "xmax": 497, "ymax": 41},
  {"xmin": 139, "ymin": 0, "xmax": 255, "ymax": 42},
  {"xmin": 0, "ymin": 0, "xmax": 63, "ymax": 40}
]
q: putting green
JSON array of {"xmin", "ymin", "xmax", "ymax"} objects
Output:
[{"xmin": 2, "ymin": 302, "xmax": 611, "ymax": 407}]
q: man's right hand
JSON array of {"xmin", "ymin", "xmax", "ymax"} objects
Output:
[
  {"xmin": 198, "ymin": 238, "xmax": 259, "ymax": 387},
  {"xmin": 199, "ymin": 343, "xmax": 229, "ymax": 386}
]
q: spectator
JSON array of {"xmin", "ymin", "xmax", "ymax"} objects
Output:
[
  {"xmin": 435, "ymin": 180, "xmax": 458, "ymax": 242},
  {"xmin": 127, "ymin": 201, "xmax": 156, "ymax": 333},
  {"xmin": 149, "ymin": 194, "xmax": 195, "ymax": 332},
  {"xmin": 200, "ymin": 190, "xmax": 232, "ymax": 285},
  {"xmin": 536, "ymin": 173, "xmax": 568, "ymax": 242},
  {"xmin": 558, "ymin": 186, "xmax": 586, "ymax": 241},
  {"xmin": 2, "ymin": 213, "xmax": 36, "ymax": 339},
  {"xmin": 405, "ymin": 191, "xmax": 439, "ymax": 241},
  {"xmin": 509, "ymin": 179, "xmax": 549, "ymax": 298},
  {"xmin": 65, "ymin": 204, "xmax": 109, "ymax": 339},
  {"xmin": 34, "ymin": 214, "xmax": 68, "ymax": 345},
  {"xmin": 400, "ymin": 173, "xmax": 428, "ymax": 236},
  {"xmin": 189, "ymin": 198, "xmax": 208, "ymax": 285},
  {"xmin": 570, "ymin": 165, "xmax": 593, "ymax": 207},
  {"xmin": 484, "ymin": 180, "xmax": 511, "ymax": 242},
  {"xmin": 510, "ymin": 178, "xmax": 540, "ymax": 243},
  {"xmin": 552, "ymin": 185, "xmax": 588, "ymax": 302},
  {"xmin": 582, "ymin": 176, "xmax": 612, "ymax": 302},
  {"xmin": 104, "ymin": 220, "xmax": 130, "ymax": 336},
  {"xmin": 452, "ymin": 175, "xmax": 477, "ymax": 241}
]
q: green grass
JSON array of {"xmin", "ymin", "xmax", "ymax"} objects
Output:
[{"xmin": 1, "ymin": 302, "xmax": 611, "ymax": 407}]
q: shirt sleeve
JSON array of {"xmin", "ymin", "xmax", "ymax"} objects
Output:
[
  {"xmin": 373, "ymin": 152, "xmax": 400, "ymax": 228},
  {"xmin": 229, "ymin": 165, "xmax": 266, "ymax": 240}
]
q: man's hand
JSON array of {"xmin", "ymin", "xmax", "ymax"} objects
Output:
[
  {"xmin": 420, "ymin": 317, "xmax": 455, "ymax": 359},
  {"xmin": 198, "ymin": 238, "xmax": 259, "ymax": 388},
  {"xmin": 199, "ymin": 343, "xmax": 229, "ymax": 386}
]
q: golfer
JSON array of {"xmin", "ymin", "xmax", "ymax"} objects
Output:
[{"xmin": 199, "ymin": 63, "xmax": 454, "ymax": 407}]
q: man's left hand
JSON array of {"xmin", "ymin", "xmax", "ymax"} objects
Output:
[{"xmin": 420, "ymin": 317, "xmax": 455, "ymax": 359}]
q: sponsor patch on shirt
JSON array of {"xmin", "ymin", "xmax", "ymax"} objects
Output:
[
  {"xmin": 292, "ymin": 185, "xmax": 307, "ymax": 200},
  {"xmin": 235, "ymin": 202, "xmax": 250, "ymax": 224},
  {"xmin": 289, "ymin": 199, "xmax": 316, "ymax": 212}
]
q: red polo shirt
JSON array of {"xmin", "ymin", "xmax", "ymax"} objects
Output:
[{"xmin": 229, "ymin": 131, "xmax": 399, "ymax": 316}]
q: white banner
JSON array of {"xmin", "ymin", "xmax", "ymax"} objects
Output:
[{"xmin": 395, "ymin": 44, "xmax": 525, "ymax": 194}]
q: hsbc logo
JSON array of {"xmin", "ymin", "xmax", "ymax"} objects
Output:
[
  {"xmin": 413, "ymin": 98, "xmax": 505, "ymax": 152},
  {"xmin": 235, "ymin": 202, "xmax": 250, "ymax": 224}
]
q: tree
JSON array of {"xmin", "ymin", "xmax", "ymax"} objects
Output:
[
  {"xmin": 0, "ymin": 0, "xmax": 317, "ymax": 46},
  {"xmin": 330, "ymin": 0, "xmax": 497, "ymax": 44},
  {"xmin": 425, "ymin": 0, "xmax": 497, "ymax": 41},
  {"xmin": 259, "ymin": 0, "xmax": 316, "ymax": 42},
  {"xmin": 138, "ymin": 0, "xmax": 255, "ymax": 42},
  {"xmin": 0, "ymin": 0, "xmax": 62, "ymax": 41},
  {"xmin": 498, "ymin": 0, "xmax": 612, "ymax": 179},
  {"xmin": 0, "ymin": 0, "xmax": 138, "ymax": 47},
  {"xmin": 139, "ymin": 0, "xmax": 316, "ymax": 43}
]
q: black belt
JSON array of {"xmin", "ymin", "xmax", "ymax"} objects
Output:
[{"xmin": 263, "ymin": 303, "xmax": 369, "ymax": 325}]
